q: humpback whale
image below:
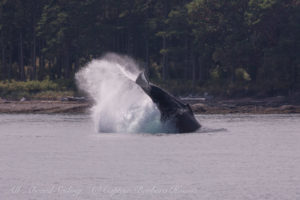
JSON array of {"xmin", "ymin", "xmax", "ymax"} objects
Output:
[{"xmin": 136, "ymin": 72, "xmax": 201, "ymax": 133}]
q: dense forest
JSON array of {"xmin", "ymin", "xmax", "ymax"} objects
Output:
[{"xmin": 0, "ymin": 0, "xmax": 299, "ymax": 97}]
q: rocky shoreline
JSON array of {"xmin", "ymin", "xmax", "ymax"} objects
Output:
[
  {"xmin": 0, "ymin": 100, "xmax": 90, "ymax": 114},
  {"xmin": 0, "ymin": 96, "xmax": 299, "ymax": 114},
  {"xmin": 191, "ymin": 102, "xmax": 300, "ymax": 114},
  {"xmin": 190, "ymin": 96, "xmax": 300, "ymax": 114}
]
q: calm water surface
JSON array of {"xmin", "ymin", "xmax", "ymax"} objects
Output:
[{"xmin": 0, "ymin": 114, "xmax": 300, "ymax": 200}]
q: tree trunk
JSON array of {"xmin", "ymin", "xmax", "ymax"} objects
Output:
[
  {"xmin": 8, "ymin": 43, "xmax": 12, "ymax": 80},
  {"xmin": 74, "ymin": 56, "xmax": 79, "ymax": 73},
  {"xmin": 49, "ymin": 60, "xmax": 54, "ymax": 80},
  {"xmin": 1, "ymin": 37, "xmax": 5, "ymax": 80},
  {"xmin": 63, "ymin": 45, "xmax": 70, "ymax": 79},
  {"xmin": 127, "ymin": 28, "xmax": 133, "ymax": 56},
  {"xmin": 38, "ymin": 39, "xmax": 44, "ymax": 80},
  {"xmin": 57, "ymin": 56, "xmax": 62, "ymax": 79},
  {"xmin": 162, "ymin": 36, "xmax": 168, "ymax": 80},
  {"xmin": 19, "ymin": 33, "xmax": 25, "ymax": 81},
  {"xmin": 145, "ymin": 33, "xmax": 149, "ymax": 76},
  {"xmin": 39, "ymin": 54, "xmax": 45, "ymax": 80},
  {"xmin": 231, "ymin": 65, "xmax": 235, "ymax": 83},
  {"xmin": 191, "ymin": 51, "xmax": 196, "ymax": 86},
  {"xmin": 32, "ymin": 32, "xmax": 37, "ymax": 80},
  {"xmin": 184, "ymin": 36, "xmax": 189, "ymax": 80},
  {"xmin": 198, "ymin": 56, "xmax": 202, "ymax": 81}
]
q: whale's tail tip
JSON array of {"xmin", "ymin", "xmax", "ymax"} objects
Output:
[{"xmin": 136, "ymin": 71, "xmax": 150, "ymax": 93}]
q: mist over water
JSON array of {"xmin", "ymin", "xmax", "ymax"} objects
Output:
[{"xmin": 76, "ymin": 53, "xmax": 174, "ymax": 133}]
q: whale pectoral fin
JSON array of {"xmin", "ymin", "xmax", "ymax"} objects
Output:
[{"xmin": 136, "ymin": 71, "xmax": 151, "ymax": 94}]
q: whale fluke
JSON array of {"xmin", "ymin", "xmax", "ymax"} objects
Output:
[
  {"xmin": 136, "ymin": 71, "xmax": 151, "ymax": 94},
  {"xmin": 136, "ymin": 72, "xmax": 201, "ymax": 133}
]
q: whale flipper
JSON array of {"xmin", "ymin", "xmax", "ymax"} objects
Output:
[{"xmin": 136, "ymin": 72, "xmax": 201, "ymax": 133}]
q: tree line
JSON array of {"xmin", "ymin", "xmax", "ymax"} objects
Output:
[{"xmin": 0, "ymin": 0, "xmax": 299, "ymax": 96}]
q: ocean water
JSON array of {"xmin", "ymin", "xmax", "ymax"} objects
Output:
[{"xmin": 0, "ymin": 114, "xmax": 299, "ymax": 200}]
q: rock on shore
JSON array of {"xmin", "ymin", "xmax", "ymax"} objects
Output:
[
  {"xmin": 0, "ymin": 100, "xmax": 90, "ymax": 114},
  {"xmin": 0, "ymin": 97, "xmax": 299, "ymax": 114},
  {"xmin": 190, "ymin": 97, "xmax": 300, "ymax": 114}
]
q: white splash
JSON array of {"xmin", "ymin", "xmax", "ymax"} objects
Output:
[{"xmin": 76, "ymin": 53, "xmax": 172, "ymax": 133}]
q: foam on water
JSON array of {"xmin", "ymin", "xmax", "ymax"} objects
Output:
[{"xmin": 76, "ymin": 53, "xmax": 174, "ymax": 133}]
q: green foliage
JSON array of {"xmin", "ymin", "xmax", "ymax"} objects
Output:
[
  {"xmin": 0, "ymin": 79, "xmax": 73, "ymax": 99},
  {"xmin": 235, "ymin": 68, "xmax": 251, "ymax": 81},
  {"xmin": 210, "ymin": 68, "xmax": 220, "ymax": 81},
  {"xmin": 0, "ymin": 0, "xmax": 299, "ymax": 97},
  {"xmin": 0, "ymin": 79, "xmax": 58, "ymax": 93}
]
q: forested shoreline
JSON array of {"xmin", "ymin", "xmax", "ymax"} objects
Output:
[{"xmin": 0, "ymin": 0, "xmax": 299, "ymax": 98}]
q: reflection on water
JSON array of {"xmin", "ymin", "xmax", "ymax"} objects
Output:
[{"xmin": 0, "ymin": 114, "xmax": 300, "ymax": 200}]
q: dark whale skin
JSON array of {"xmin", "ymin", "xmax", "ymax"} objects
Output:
[{"xmin": 136, "ymin": 72, "xmax": 201, "ymax": 133}]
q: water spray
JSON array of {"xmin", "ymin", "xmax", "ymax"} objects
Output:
[{"xmin": 76, "ymin": 53, "xmax": 173, "ymax": 133}]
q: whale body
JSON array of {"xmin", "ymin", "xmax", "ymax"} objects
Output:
[{"xmin": 136, "ymin": 72, "xmax": 201, "ymax": 133}]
